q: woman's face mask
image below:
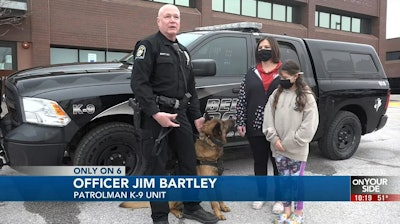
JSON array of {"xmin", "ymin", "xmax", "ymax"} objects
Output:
[{"xmin": 256, "ymin": 49, "xmax": 272, "ymax": 62}]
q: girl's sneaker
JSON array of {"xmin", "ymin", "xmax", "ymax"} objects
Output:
[
  {"xmin": 284, "ymin": 213, "xmax": 304, "ymax": 224},
  {"xmin": 272, "ymin": 213, "xmax": 289, "ymax": 224},
  {"xmin": 272, "ymin": 201, "xmax": 284, "ymax": 214},
  {"xmin": 252, "ymin": 201, "xmax": 265, "ymax": 210}
]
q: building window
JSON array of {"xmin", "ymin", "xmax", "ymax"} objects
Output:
[
  {"xmin": 272, "ymin": 4, "xmax": 286, "ymax": 22},
  {"xmin": 225, "ymin": 0, "xmax": 239, "ymax": 14},
  {"xmin": 387, "ymin": 51, "xmax": 400, "ymax": 61},
  {"xmin": 213, "ymin": 0, "xmax": 223, "ymax": 12},
  {"xmin": 317, "ymin": 12, "xmax": 330, "ymax": 29},
  {"xmin": 212, "ymin": 0, "xmax": 296, "ymax": 23},
  {"xmin": 50, "ymin": 48, "xmax": 78, "ymax": 64},
  {"xmin": 258, "ymin": 1, "xmax": 271, "ymax": 19},
  {"xmin": 315, "ymin": 11, "xmax": 369, "ymax": 34},
  {"xmin": 0, "ymin": 41, "xmax": 16, "ymax": 70},
  {"xmin": 286, "ymin": 6, "xmax": 292, "ymax": 23},
  {"xmin": 79, "ymin": 50, "xmax": 105, "ymax": 63},
  {"xmin": 50, "ymin": 47, "xmax": 129, "ymax": 65},
  {"xmin": 351, "ymin": 18, "xmax": 361, "ymax": 33},
  {"xmin": 147, "ymin": 0, "xmax": 193, "ymax": 7},
  {"xmin": 242, "ymin": 0, "xmax": 256, "ymax": 17},
  {"xmin": 341, "ymin": 16, "xmax": 351, "ymax": 32},
  {"xmin": 331, "ymin": 14, "xmax": 341, "ymax": 30}
]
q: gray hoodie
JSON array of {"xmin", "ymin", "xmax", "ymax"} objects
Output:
[{"xmin": 263, "ymin": 88, "xmax": 319, "ymax": 162}]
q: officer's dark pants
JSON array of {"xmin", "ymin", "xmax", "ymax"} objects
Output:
[{"xmin": 141, "ymin": 107, "xmax": 201, "ymax": 222}]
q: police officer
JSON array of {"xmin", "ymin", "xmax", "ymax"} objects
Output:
[{"xmin": 131, "ymin": 4, "xmax": 219, "ymax": 224}]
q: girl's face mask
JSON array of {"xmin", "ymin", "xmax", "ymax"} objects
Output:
[{"xmin": 279, "ymin": 79, "xmax": 294, "ymax": 89}]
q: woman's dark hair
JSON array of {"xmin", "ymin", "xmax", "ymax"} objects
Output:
[
  {"xmin": 255, "ymin": 36, "xmax": 281, "ymax": 64},
  {"xmin": 272, "ymin": 60, "xmax": 315, "ymax": 112}
]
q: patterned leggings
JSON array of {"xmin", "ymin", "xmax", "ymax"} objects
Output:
[{"xmin": 275, "ymin": 155, "xmax": 306, "ymax": 210}]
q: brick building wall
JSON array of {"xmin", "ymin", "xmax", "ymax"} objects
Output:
[{"xmin": 385, "ymin": 38, "xmax": 400, "ymax": 75}]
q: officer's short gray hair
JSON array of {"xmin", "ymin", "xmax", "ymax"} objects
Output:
[{"xmin": 158, "ymin": 4, "xmax": 180, "ymax": 17}]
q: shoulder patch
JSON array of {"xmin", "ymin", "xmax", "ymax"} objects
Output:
[{"xmin": 135, "ymin": 45, "xmax": 146, "ymax": 59}]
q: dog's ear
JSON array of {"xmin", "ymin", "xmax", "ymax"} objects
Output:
[
  {"xmin": 212, "ymin": 122, "xmax": 222, "ymax": 137},
  {"xmin": 199, "ymin": 118, "xmax": 211, "ymax": 134},
  {"xmin": 225, "ymin": 119, "xmax": 236, "ymax": 132},
  {"xmin": 203, "ymin": 112, "xmax": 211, "ymax": 121}
]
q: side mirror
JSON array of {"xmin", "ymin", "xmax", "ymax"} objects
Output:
[{"xmin": 192, "ymin": 59, "xmax": 216, "ymax": 77}]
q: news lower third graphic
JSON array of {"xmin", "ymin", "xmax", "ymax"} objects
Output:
[
  {"xmin": 0, "ymin": 167, "xmax": 399, "ymax": 202},
  {"xmin": 350, "ymin": 176, "xmax": 400, "ymax": 202},
  {"xmin": 12, "ymin": 166, "xmax": 126, "ymax": 176}
]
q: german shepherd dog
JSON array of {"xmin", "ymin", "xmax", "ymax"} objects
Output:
[{"xmin": 120, "ymin": 118, "xmax": 235, "ymax": 220}]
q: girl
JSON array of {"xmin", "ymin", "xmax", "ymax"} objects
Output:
[{"xmin": 263, "ymin": 60, "xmax": 319, "ymax": 224}]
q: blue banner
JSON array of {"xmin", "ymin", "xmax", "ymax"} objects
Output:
[{"xmin": 0, "ymin": 176, "xmax": 350, "ymax": 201}]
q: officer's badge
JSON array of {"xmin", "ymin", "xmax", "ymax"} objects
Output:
[{"xmin": 135, "ymin": 45, "xmax": 146, "ymax": 59}]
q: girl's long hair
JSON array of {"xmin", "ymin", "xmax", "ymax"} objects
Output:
[{"xmin": 272, "ymin": 60, "xmax": 315, "ymax": 112}]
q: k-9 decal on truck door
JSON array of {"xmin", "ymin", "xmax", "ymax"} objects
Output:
[{"xmin": 73, "ymin": 104, "xmax": 96, "ymax": 115}]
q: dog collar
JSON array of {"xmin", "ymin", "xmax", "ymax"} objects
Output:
[{"xmin": 200, "ymin": 135, "xmax": 224, "ymax": 147}]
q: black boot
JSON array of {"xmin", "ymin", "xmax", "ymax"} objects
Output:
[
  {"xmin": 183, "ymin": 206, "xmax": 219, "ymax": 224},
  {"xmin": 153, "ymin": 220, "xmax": 169, "ymax": 224}
]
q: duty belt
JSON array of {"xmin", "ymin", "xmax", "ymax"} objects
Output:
[
  {"xmin": 156, "ymin": 95, "xmax": 180, "ymax": 109},
  {"xmin": 156, "ymin": 93, "xmax": 191, "ymax": 109}
]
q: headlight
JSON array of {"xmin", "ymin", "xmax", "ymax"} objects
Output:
[{"xmin": 23, "ymin": 97, "xmax": 71, "ymax": 127}]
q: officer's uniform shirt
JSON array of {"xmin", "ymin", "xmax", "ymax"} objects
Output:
[{"xmin": 131, "ymin": 31, "xmax": 201, "ymax": 120}]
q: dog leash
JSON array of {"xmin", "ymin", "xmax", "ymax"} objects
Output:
[
  {"xmin": 152, "ymin": 119, "xmax": 198, "ymax": 156},
  {"xmin": 153, "ymin": 119, "xmax": 223, "ymax": 156},
  {"xmin": 152, "ymin": 127, "xmax": 174, "ymax": 156}
]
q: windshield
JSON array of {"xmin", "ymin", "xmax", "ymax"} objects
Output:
[
  {"xmin": 177, "ymin": 32, "xmax": 203, "ymax": 47},
  {"xmin": 119, "ymin": 52, "xmax": 133, "ymax": 65},
  {"xmin": 120, "ymin": 32, "xmax": 204, "ymax": 65}
]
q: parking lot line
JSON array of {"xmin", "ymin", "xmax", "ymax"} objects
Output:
[{"xmin": 389, "ymin": 101, "xmax": 400, "ymax": 107}]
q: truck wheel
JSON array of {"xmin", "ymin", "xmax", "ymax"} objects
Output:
[
  {"xmin": 318, "ymin": 111, "xmax": 361, "ymax": 160},
  {"xmin": 73, "ymin": 122, "xmax": 144, "ymax": 175}
]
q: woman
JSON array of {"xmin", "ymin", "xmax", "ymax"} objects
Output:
[
  {"xmin": 263, "ymin": 60, "xmax": 319, "ymax": 224},
  {"xmin": 236, "ymin": 36, "xmax": 282, "ymax": 211}
]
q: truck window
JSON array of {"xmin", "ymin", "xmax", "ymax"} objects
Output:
[
  {"xmin": 351, "ymin": 53, "xmax": 378, "ymax": 73},
  {"xmin": 279, "ymin": 43, "xmax": 300, "ymax": 65},
  {"xmin": 322, "ymin": 50, "xmax": 354, "ymax": 73},
  {"xmin": 322, "ymin": 50, "xmax": 378, "ymax": 75},
  {"xmin": 191, "ymin": 37, "xmax": 247, "ymax": 76}
]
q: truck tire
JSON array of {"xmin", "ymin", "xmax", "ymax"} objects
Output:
[
  {"xmin": 73, "ymin": 122, "xmax": 144, "ymax": 175},
  {"xmin": 318, "ymin": 111, "xmax": 361, "ymax": 160}
]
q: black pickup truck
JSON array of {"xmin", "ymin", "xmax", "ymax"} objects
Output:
[{"xmin": 0, "ymin": 22, "xmax": 390, "ymax": 175}]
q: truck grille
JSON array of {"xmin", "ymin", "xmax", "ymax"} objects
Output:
[{"xmin": 5, "ymin": 84, "xmax": 23, "ymax": 127}]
